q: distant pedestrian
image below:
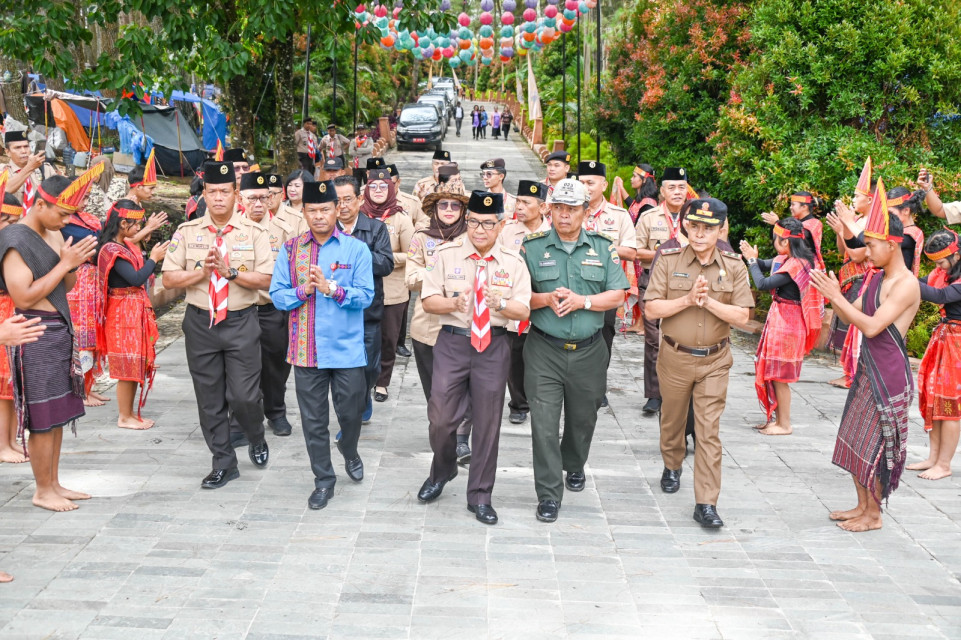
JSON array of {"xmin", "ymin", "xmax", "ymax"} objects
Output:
[
  {"xmin": 479, "ymin": 108, "xmax": 488, "ymax": 139},
  {"xmin": 294, "ymin": 117, "xmax": 319, "ymax": 175},
  {"xmin": 454, "ymin": 103, "xmax": 465, "ymax": 137},
  {"xmin": 471, "ymin": 107, "xmax": 481, "ymax": 140},
  {"xmin": 492, "ymin": 108, "xmax": 501, "ymax": 139},
  {"xmin": 501, "ymin": 109, "xmax": 513, "ymax": 140}
]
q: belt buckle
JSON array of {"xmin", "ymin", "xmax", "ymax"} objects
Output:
[
  {"xmin": 563, "ymin": 342, "xmax": 577, "ymax": 351},
  {"xmin": 690, "ymin": 347, "xmax": 709, "ymax": 357}
]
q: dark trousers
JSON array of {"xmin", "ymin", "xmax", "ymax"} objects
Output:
[
  {"xmin": 256, "ymin": 305, "xmax": 291, "ymax": 420},
  {"xmin": 297, "ymin": 152, "xmax": 315, "ymax": 175},
  {"xmin": 183, "ymin": 306, "xmax": 265, "ymax": 471},
  {"xmin": 363, "ymin": 322, "xmax": 382, "ymax": 397},
  {"xmin": 413, "ymin": 338, "xmax": 471, "ymax": 437},
  {"xmin": 428, "ymin": 331, "xmax": 509, "ymax": 505},
  {"xmin": 507, "ymin": 331, "xmax": 529, "ymax": 413},
  {"xmin": 502, "ymin": 124, "xmax": 510, "ymax": 140},
  {"xmin": 638, "ymin": 268, "xmax": 661, "ymax": 400},
  {"xmin": 525, "ymin": 329, "xmax": 606, "ymax": 502},
  {"xmin": 377, "ymin": 301, "xmax": 409, "ymax": 388},
  {"xmin": 397, "ymin": 297, "xmax": 410, "ymax": 349},
  {"xmin": 455, "ymin": 118, "xmax": 463, "ymax": 135},
  {"xmin": 294, "ymin": 366, "xmax": 365, "ymax": 489}
]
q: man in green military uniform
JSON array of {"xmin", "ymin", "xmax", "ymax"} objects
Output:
[{"xmin": 521, "ymin": 179, "xmax": 630, "ymax": 523}]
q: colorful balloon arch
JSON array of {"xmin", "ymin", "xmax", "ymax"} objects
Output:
[{"xmin": 354, "ymin": 0, "xmax": 596, "ymax": 67}]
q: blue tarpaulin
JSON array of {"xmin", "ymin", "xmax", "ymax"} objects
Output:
[{"xmin": 170, "ymin": 91, "xmax": 226, "ymax": 151}]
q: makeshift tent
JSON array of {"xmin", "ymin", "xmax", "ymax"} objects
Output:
[{"xmin": 170, "ymin": 91, "xmax": 226, "ymax": 151}]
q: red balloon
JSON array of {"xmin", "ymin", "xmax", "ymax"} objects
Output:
[
  {"xmin": 501, "ymin": 13, "xmax": 514, "ymax": 25},
  {"xmin": 545, "ymin": 5, "xmax": 557, "ymax": 18},
  {"xmin": 523, "ymin": 8, "xmax": 536, "ymax": 21},
  {"xmin": 431, "ymin": 48, "xmax": 443, "ymax": 61},
  {"xmin": 480, "ymin": 12, "xmax": 494, "ymax": 25}
]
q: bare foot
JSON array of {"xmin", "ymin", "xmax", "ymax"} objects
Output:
[
  {"xmin": 828, "ymin": 376, "xmax": 851, "ymax": 389},
  {"xmin": 753, "ymin": 421, "xmax": 775, "ymax": 430},
  {"xmin": 90, "ymin": 391, "xmax": 108, "ymax": 402},
  {"xmin": 906, "ymin": 459, "xmax": 935, "ymax": 471},
  {"xmin": 829, "ymin": 507, "xmax": 864, "ymax": 521},
  {"xmin": 0, "ymin": 571, "xmax": 12, "ymax": 583},
  {"xmin": 0, "ymin": 447, "xmax": 28, "ymax": 463},
  {"xmin": 837, "ymin": 514, "xmax": 883, "ymax": 532},
  {"xmin": 33, "ymin": 491, "xmax": 78, "ymax": 512},
  {"xmin": 919, "ymin": 465, "xmax": 953, "ymax": 481},
  {"xmin": 55, "ymin": 486, "xmax": 91, "ymax": 501},
  {"xmin": 760, "ymin": 424, "xmax": 793, "ymax": 436},
  {"xmin": 83, "ymin": 396, "xmax": 105, "ymax": 407},
  {"xmin": 117, "ymin": 416, "xmax": 155, "ymax": 430}
]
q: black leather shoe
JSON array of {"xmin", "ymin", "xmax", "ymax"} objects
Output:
[
  {"xmin": 694, "ymin": 503, "xmax": 724, "ymax": 528},
  {"xmin": 660, "ymin": 467, "xmax": 682, "ymax": 493},
  {"xmin": 468, "ymin": 503, "xmax": 498, "ymax": 525},
  {"xmin": 600, "ymin": 395, "xmax": 609, "ymax": 408},
  {"xmin": 642, "ymin": 398, "xmax": 662, "ymax": 415},
  {"xmin": 417, "ymin": 468, "xmax": 457, "ymax": 503},
  {"xmin": 336, "ymin": 439, "xmax": 364, "ymax": 481},
  {"xmin": 201, "ymin": 467, "xmax": 239, "ymax": 489},
  {"xmin": 396, "ymin": 344, "xmax": 412, "ymax": 358},
  {"xmin": 565, "ymin": 471, "xmax": 586, "ymax": 492},
  {"xmin": 374, "ymin": 389, "xmax": 388, "ymax": 402},
  {"xmin": 229, "ymin": 432, "xmax": 249, "ymax": 448},
  {"xmin": 536, "ymin": 500, "xmax": 560, "ymax": 522},
  {"xmin": 268, "ymin": 416, "xmax": 292, "ymax": 436},
  {"xmin": 248, "ymin": 440, "xmax": 269, "ymax": 468},
  {"xmin": 308, "ymin": 487, "xmax": 334, "ymax": 510},
  {"xmin": 509, "ymin": 410, "xmax": 528, "ymax": 424},
  {"xmin": 456, "ymin": 442, "xmax": 471, "ymax": 466}
]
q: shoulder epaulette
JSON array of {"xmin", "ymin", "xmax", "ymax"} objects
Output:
[
  {"xmin": 660, "ymin": 247, "xmax": 683, "ymax": 255},
  {"xmin": 588, "ymin": 230, "xmax": 616, "ymax": 243},
  {"xmin": 606, "ymin": 203, "xmax": 628, "ymax": 214},
  {"xmin": 720, "ymin": 250, "xmax": 742, "ymax": 260},
  {"xmin": 436, "ymin": 237, "xmax": 464, "ymax": 251},
  {"xmin": 523, "ymin": 230, "xmax": 550, "ymax": 242}
]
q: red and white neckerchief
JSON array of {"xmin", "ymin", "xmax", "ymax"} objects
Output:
[
  {"xmin": 662, "ymin": 204, "xmax": 681, "ymax": 240},
  {"xmin": 307, "ymin": 133, "xmax": 316, "ymax": 161},
  {"xmin": 584, "ymin": 205, "xmax": 605, "ymax": 232},
  {"xmin": 470, "ymin": 253, "xmax": 494, "ymax": 353},
  {"xmin": 208, "ymin": 224, "xmax": 233, "ymax": 327},
  {"xmin": 21, "ymin": 173, "xmax": 36, "ymax": 209}
]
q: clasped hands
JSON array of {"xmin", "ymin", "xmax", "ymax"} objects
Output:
[
  {"xmin": 303, "ymin": 265, "xmax": 332, "ymax": 296},
  {"xmin": 547, "ymin": 287, "xmax": 587, "ymax": 317},
  {"xmin": 686, "ymin": 275, "xmax": 710, "ymax": 308}
]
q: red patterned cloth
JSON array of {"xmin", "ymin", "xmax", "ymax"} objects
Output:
[
  {"xmin": 904, "ymin": 225, "xmax": 924, "ymax": 276},
  {"xmin": 0, "ymin": 293, "xmax": 14, "ymax": 400},
  {"xmin": 918, "ymin": 268, "xmax": 961, "ymax": 431},
  {"xmin": 66, "ymin": 262, "xmax": 101, "ymax": 352}
]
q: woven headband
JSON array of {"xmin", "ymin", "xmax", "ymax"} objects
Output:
[
  {"xmin": 773, "ymin": 222, "xmax": 804, "ymax": 239},
  {"xmin": 0, "ymin": 203, "xmax": 24, "ymax": 217},
  {"xmin": 790, "ymin": 194, "xmax": 813, "ymax": 204},
  {"xmin": 113, "ymin": 207, "xmax": 145, "ymax": 221},
  {"xmin": 925, "ymin": 230, "xmax": 960, "ymax": 261},
  {"xmin": 887, "ymin": 192, "xmax": 913, "ymax": 207}
]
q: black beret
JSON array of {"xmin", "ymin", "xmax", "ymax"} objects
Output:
[
  {"xmin": 684, "ymin": 198, "xmax": 727, "ymax": 226},
  {"xmin": 517, "ymin": 180, "xmax": 547, "ymax": 201},
  {"xmin": 203, "ymin": 161, "xmax": 236, "ymax": 185},
  {"xmin": 222, "ymin": 148, "xmax": 247, "ymax": 164},
  {"xmin": 577, "ymin": 160, "xmax": 606, "ymax": 178},
  {"xmin": 545, "ymin": 151, "xmax": 571, "ymax": 164},
  {"xmin": 302, "ymin": 180, "xmax": 338, "ymax": 204},
  {"xmin": 480, "ymin": 158, "xmax": 506, "ymax": 171},
  {"xmin": 468, "ymin": 190, "xmax": 504, "ymax": 216},
  {"xmin": 433, "ymin": 149, "xmax": 451, "ymax": 161},
  {"xmin": 386, "ymin": 164, "xmax": 399, "ymax": 177},
  {"xmin": 239, "ymin": 172, "xmax": 268, "ymax": 191},
  {"xmin": 367, "ymin": 168, "xmax": 391, "ymax": 182},
  {"xmin": 662, "ymin": 167, "xmax": 688, "ymax": 182},
  {"xmin": 366, "ymin": 157, "xmax": 386, "ymax": 170}
]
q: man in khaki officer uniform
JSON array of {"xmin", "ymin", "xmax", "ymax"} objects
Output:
[
  {"xmin": 268, "ymin": 173, "xmax": 307, "ymax": 236},
  {"xmin": 521, "ymin": 179, "xmax": 630, "ymax": 523},
  {"xmin": 578, "ymin": 161, "xmax": 637, "ymax": 402},
  {"xmin": 238, "ymin": 172, "xmax": 295, "ymax": 436},
  {"xmin": 480, "ymin": 158, "xmax": 517, "ymax": 219},
  {"xmin": 413, "ymin": 149, "xmax": 452, "ymax": 200},
  {"xmin": 386, "ymin": 163, "xmax": 429, "ymax": 230},
  {"xmin": 634, "ymin": 167, "xmax": 690, "ymax": 415},
  {"xmin": 416, "ymin": 191, "xmax": 532, "ymax": 525},
  {"xmin": 162, "ymin": 161, "xmax": 274, "ymax": 488},
  {"xmin": 499, "ymin": 180, "xmax": 551, "ymax": 424},
  {"xmin": 644, "ymin": 198, "xmax": 754, "ymax": 528}
]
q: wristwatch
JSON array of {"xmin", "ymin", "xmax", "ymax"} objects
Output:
[
  {"xmin": 498, "ymin": 298, "xmax": 507, "ymax": 311},
  {"xmin": 583, "ymin": 296, "xmax": 592, "ymax": 310},
  {"xmin": 226, "ymin": 267, "xmax": 239, "ymax": 281}
]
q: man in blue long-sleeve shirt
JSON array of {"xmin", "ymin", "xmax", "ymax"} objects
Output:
[{"xmin": 270, "ymin": 180, "xmax": 374, "ymax": 510}]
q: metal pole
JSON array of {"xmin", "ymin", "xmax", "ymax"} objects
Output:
[
  {"xmin": 353, "ymin": 33, "xmax": 359, "ymax": 134},
  {"xmin": 302, "ymin": 26, "xmax": 311, "ymax": 122},
  {"xmin": 561, "ymin": 32, "xmax": 566, "ymax": 143},
  {"xmin": 576, "ymin": 16, "xmax": 581, "ymax": 165},
  {"xmin": 596, "ymin": 1, "xmax": 601, "ymax": 159},
  {"xmin": 332, "ymin": 48, "xmax": 338, "ymax": 127}
]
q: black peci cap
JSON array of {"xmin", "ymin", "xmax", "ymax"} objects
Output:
[
  {"xmin": 577, "ymin": 160, "xmax": 606, "ymax": 178},
  {"xmin": 203, "ymin": 161, "xmax": 236, "ymax": 185},
  {"xmin": 302, "ymin": 180, "xmax": 338, "ymax": 204},
  {"xmin": 517, "ymin": 180, "xmax": 547, "ymax": 201},
  {"xmin": 433, "ymin": 149, "xmax": 451, "ymax": 161},
  {"xmin": 662, "ymin": 167, "xmax": 688, "ymax": 182},
  {"xmin": 468, "ymin": 190, "xmax": 504, "ymax": 216},
  {"xmin": 239, "ymin": 172, "xmax": 268, "ymax": 191}
]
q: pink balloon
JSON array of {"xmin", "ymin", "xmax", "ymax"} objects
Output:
[
  {"xmin": 458, "ymin": 12, "xmax": 470, "ymax": 26},
  {"xmin": 480, "ymin": 12, "xmax": 494, "ymax": 25},
  {"xmin": 565, "ymin": 0, "xmax": 577, "ymax": 10},
  {"xmin": 501, "ymin": 13, "xmax": 514, "ymax": 25},
  {"xmin": 443, "ymin": 47, "xmax": 455, "ymax": 58},
  {"xmin": 523, "ymin": 8, "xmax": 536, "ymax": 21},
  {"xmin": 545, "ymin": 5, "xmax": 557, "ymax": 18}
]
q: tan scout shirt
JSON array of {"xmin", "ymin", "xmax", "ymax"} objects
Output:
[
  {"xmin": 406, "ymin": 230, "xmax": 462, "ymax": 345},
  {"xmin": 162, "ymin": 212, "xmax": 274, "ymax": 310},
  {"xmin": 397, "ymin": 190, "xmax": 430, "ymax": 229},
  {"xmin": 0, "ymin": 162, "xmax": 48, "ymax": 201},
  {"xmin": 943, "ymin": 201, "xmax": 961, "ymax": 225},
  {"xmin": 492, "ymin": 191, "xmax": 517, "ymax": 219},
  {"xmin": 412, "ymin": 176, "xmax": 438, "ymax": 201},
  {"xmin": 383, "ymin": 212, "xmax": 415, "ymax": 305},
  {"xmin": 293, "ymin": 127, "xmax": 317, "ymax": 155},
  {"xmin": 256, "ymin": 214, "xmax": 293, "ymax": 304},
  {"xmin": 498, "ymin": 217, "xmax": 551, "ymax": 252},
  {"xmin": 635, "ymin": 203, "xmax": 683, "ymax": 269},
  {"xmin": 421, "ymin": 236, "xmax": 532, "ymax": 329},
  {"xmin": 275, "ymin": 203, "xmax": 308, "ymax": 237},
  {"xmin": 644, "ymin": 244, "xmax": 754, "ymax": 348},
  {"xmin": 584, "ymin": 201, "xmax": 637, "ymax": 249}
]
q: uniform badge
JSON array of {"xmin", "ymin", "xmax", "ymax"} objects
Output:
[
  {"xmin": 543, "ymin": 251, "xmax": 551, "ymax": 259},
  {"xmin": 238, "ymin": 265, "xmax": 248, "ymax": 272},
  {"xmin": 219, "ymin": 165, "xmax": 229, "ymax": 175},
  {"xmin": 586, "ymin": 248, "xmax": 598, "ymax": 256},
  {"xmin": 719, "ymin": 269, "xmax": 726, "ymax": 277},
  {"xmin": 484, "ymin": 196, "xmax": 493, "ymax": 207},
  {"xmin": 672, "ymin": 272, "xmax": 690, "ymax": 278},
  {"xmin": 426, "ymin": 239, "xmax": 436, "ymax": 250},
  {"xmin": 454, "ymin": 268, "xmax": 462, "ymax": 274},
  {"xmin": 604, "ymin": 217, "xmax": 615, "ymax": 226},
  {"xmin": 196, "ymin": 234, "xmax": 204, "ymax": 242},
  {"xmin": 491, "ymin": 268, "xmax": 512, "ymax": 287},
  {"xmin": 236, "ymin": 233, "xmax": 249, "ymax": 242},
  {"xmin": 231, "ymin": 251, "xmax": 242, "ymax": 260}
]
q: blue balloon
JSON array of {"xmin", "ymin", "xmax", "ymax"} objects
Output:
[
  {"xmin": 479, "ymin": 25, "xmax": 493, "ymax": 37},
  {"xmin": 563, "ymin": 8, "xmax": 576, "ymax": 19},
  {"xmin": 481, "ymin": 56, "xmax": 493, "ymax": 66},
  {"xmin": 500, "ymin": 26, "xmax": 514, "ymax": 37},
  {"xmin": 459, "ymin": 49, "xmax": 472, "ymax": 61}
]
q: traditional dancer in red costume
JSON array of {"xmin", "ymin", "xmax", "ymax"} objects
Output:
[{"xmin": 0, "ymin": 171, "xmax": 29, "ymax": 463}]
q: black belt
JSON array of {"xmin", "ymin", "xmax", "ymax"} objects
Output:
[
  {"xmin": 441, "ymin": 325, "xmax": 507, "ymax": 338},
  {"xmin": 663, "ymin": 335, "xmax": 729, "ymax": 357},
  {"xmin": 187, "ymin": 304, "xmax": 255, "ymax": 318},
  {"xmin": 532, "ymin": 326, "xmax": 602, "ymax": 351}
]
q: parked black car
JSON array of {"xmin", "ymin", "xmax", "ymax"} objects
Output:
[{"xmin": 395, "ymin": 103, "xmax": 446, "ymax": 151}]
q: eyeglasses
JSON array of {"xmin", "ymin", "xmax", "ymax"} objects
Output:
[
  {"xmin": 480, "ymin": 172, "xmax": 499, "ymax": 179},
  {"xmin": 368, "ymin": 183, "xmax": 390, "ymax": 192},
  {"xmin": 436, "ymin": 201, "xmax": 462, "ymax": 211},
  {"xmin": 466, "ymin": 218, "xmax": 499, "ymax": 231},
  {"xmin": 339, "ymin": 196, "xmax": 357, "ymax": 206},
  {"xmin": 244, "ymin": 195, "xmax": 270, "ymax": 204}
]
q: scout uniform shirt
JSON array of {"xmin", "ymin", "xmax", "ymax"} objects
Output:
[
  {"xmin": 584, "ymin": 201, "xmax": 637, "ymax": 251},
  {"xmin": 395, "ymin": 190, "xmax": 430, "ymax": 230},
  {"xmin": 494, "ymin": 191, "xmax": 517, "ymax": 219},
  {"xmin": 382, "ymin": 211, "xmax": 415, "ymax": 306},
  {"xmin": 406, "ymin": 230, "xmax": 461, "ymax": 346},
  {"xmin": 421, "ymin": 236, "xmax": 532, "ymax": 329},
  {"xmin": 498, "ymin": 217, "xmax": 551, "ymax": 252},
  {"xmin": 643, "ymin": 244, "xmax": 754, "ymax": 348},
  {"xmin": 257, "ymin": 214, "xmax": 294, "ymax": 304},
  {"xmin": 0, "ymin": 161, "xmax": 48, "ymax": 202},
  {"xmin": 412, "ymin": 176, "xmax": 439, "ymax": 201},
  {"xmin": 522, "ymin": 228, "xmax": 630, "ymax": 341},
  {"xmin": 276, "ymin": 202, "xmax": 308, "ymax": 236},
  {"xmin": 162, "ymin": 212, "xmax": 275, "ymax": 310},
  {"xmin": 635, "ymin": 203, "xmax": 683, "ymax": 270}
]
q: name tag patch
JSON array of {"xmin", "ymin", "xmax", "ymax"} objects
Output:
[
  {"xmin": 672, "ymin": 272, "xmax": 690, "ymax": 278},
  {"xmin": 539, "ymin": 260, "xmax": 556, "ymax": 267},
  {"xmin": 582, "ymin": 259, "xmax": 603, "ymax": 267},
  {"xmin": 187, "ymin": 243, "xmax": 208, "ymax": 250},
  {"xmin": 233, "ymin": 244, "xmax": 254, "ymax": 251},
  {"xmin": 447, "ymin": 274, "xmax": 466, "ymax": 280}
]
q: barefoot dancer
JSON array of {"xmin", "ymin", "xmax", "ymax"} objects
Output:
[
  {"xmin": 0, "ymin": 176, "xmax": 28, "ymax": 463},
  {"xmin": 909, "ymin": 229, "xmax": 961, "ymax": 480},
  {"xmin": 0, "ymin": 174, "xmax": 100, "ymax": 512},
  {"xmin": 96, "ymin": 200, "xmax": 168, "ymax": 430},
  {"xmin": 741, "ymin": 218, "xmax": 820, "ymax": 436},
  {"xmin": 812, "ymin": 181, "xmax": 921, "ymax": 532}
]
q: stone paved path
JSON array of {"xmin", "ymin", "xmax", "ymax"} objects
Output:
[{"xmin": 1, "ymin": 125, "xmax": 960, "ymax": 639}]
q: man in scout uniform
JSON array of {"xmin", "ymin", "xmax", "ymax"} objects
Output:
[
  {"xmin": 161, "ymin": 161, "xmax": 273, "ymax": 489},
  {"xmin": 238, "ymin": 172, "xmax": 295, "ymax": 436},
  {"xmin": 320, "ymin": 124, "xmax": 351, "ymax": 165},
  {"xmin": 222, "ymin": 148, "xmax": 250, "ymax": 188},
  {"xmin": 499, "ymin": 180, "xmax": 551, "ymax": 424},
  {"xmin": 294, "ymin": 116, "xmax": 319, "ymax": 174},
  {"xmin": 634, "ymin": 167, "xmax": 690, "ymax": 415},
  {"xmin": 480, "ymin": 158, "xmax": 517, "ymax": 219},
  {"xmin": 521, "ymin": 179, "xmax": 630, "ymax": 523},
  {"xmin": 413, "ymin": 149, "xmax": 452, "ymax": 200},
  {"xmin": 267, "ymin": 173, "xmax": 307, "ymax": 236},
  {"xmin": 578, "ymin": 161, "xmax": 637, "ymax": 402},
  {"xmin": 644, "ymin": 198, "xmax": 754, "ymax": 528},
  {"xmin": 543, "ymin": 150, "xmax": 571, "ymax": 197},
  {"xmin": 1, "ymin": 130, "xmax": 52, "ymax": 207},
  {"xmin": 416, "ymin": 191, "xmax": 532, "ymax": 525},
  {"xmin": 321, "ymin": 156, "xmax": 349, "ymax": 181}
]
